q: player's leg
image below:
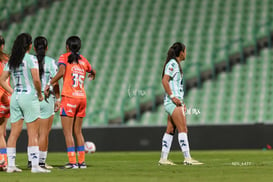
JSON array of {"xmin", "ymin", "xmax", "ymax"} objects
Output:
[
  {"xmin": 73, "ymin": 117, "xmax": 86, "ymax": 168},
  {"xmin": 26, "ymin": 118, "xmax": 50, "ymax": 173},
  {"xmin": 171, "ymin": 106, "xmax": 203, "ymax": 165},
  {"xmin": 159, "ymin": 115, "xmax": 176, "ymax": 165},
  {"xmin": 61, "ymin": 115, "xmax": 78, "ymax": 168},
  {"xmin": 0, "ymin": 117, "xmax": 8, "ymax": 168},
  {"xmin": 38, "ymin": 115, "xmax": 54, "ymax": 168},
  {"xmin": 6, "ymin": 119, "xmax": 23, "ymax": 173}
]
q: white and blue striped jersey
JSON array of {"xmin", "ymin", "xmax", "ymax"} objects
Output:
[
  {"xmin": 163, "ymin": 59, "xmax": 184, "ymax": 103},
  {"xmin": 40, "ymin": 56, "xmax": 58, "ymax": 91},
  {"xmin": 4, "ymin": 53, "xmax": 39, "ymax": 95}
]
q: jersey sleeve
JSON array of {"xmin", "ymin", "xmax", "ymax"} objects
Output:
[
  {"xmin": 58, "ymin": 54, "xmax": 66, "ymax": 66},
  {"xmin": 29, "ymin": 55, "xmax": 39, "ymax": 69},
  {"xmin": 164, "ymin": 60, "xmax": 178, "ymax": 77}
]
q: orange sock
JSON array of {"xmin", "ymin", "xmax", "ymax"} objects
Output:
[
  {"xmin": 67, "ymin": 147, "xmax": 76, "ymax": 164},
  {"xmin": 77, "ymin": 146, "xmax": 85, "ymax": 164},
  {"xmin": 4, "ymin": 153, "xmax": 7, "ymax": 166},
  {"xmin": 78, "ymin": 151, "xmax": 85, "ymax": 164}
]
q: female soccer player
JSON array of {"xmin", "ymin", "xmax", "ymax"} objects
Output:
[
  {"xmin": 159, "ymin": 42, "xmax": 203, "ymax": 165},
  {"xmin": 0, "ymin": 36, "xmax": 10, "ymax": 171},
  {"xmin": 29, "ymin": 36, "xmax": 60, "ymax": 169},
  {"xmin": 0, "ymin": 33, "xmax": 50, "ymax": 173},
  {"xmin": 45, "ymin": 36, "xmax": 96, "ymax": 169}
]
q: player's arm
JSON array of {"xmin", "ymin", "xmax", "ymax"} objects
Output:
[
  {"xmin": 162, "ymin": 74, "xmax": 181, "ymax": 106},
  {"xmin": 0, "ymin": 70, "xmax": 13, "ymax": 94},
  {"xmin": 49, "ymin": 64, "xmax": 65, "ymax": 86},
  {"xmin": 44, "ymin": 64, "xmax": 65, "ymax": 97},
  {"xmin": 53, "ymin": 82, "xmax": 61, "ymax": 112},
  {"xmin": 31, "ymin": 68, "xmax": 43, "ymax": 101},
  {"xmin": 88, "ymin": 68, "xmax": 96, "ymax": 80}
]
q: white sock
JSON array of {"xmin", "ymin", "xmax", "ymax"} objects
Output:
[
  {"xmin": 7, "ymin": 147, "xmax": 16, "ymax": 167},
  {"xmin": 39, "ymin": 151, "xmax": 47, "ymax": 164},
  {"xmin": 28, "ymin": 146, "xmax": 39, "ymax": 168},
  {"xmin": 178, "ymin": 132, "xmax": 191, "ymax": 159},
  {"xmin": 160, "ymin": 133, "xmax": 173, "ymax": 160}
]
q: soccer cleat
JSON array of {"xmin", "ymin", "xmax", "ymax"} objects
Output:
[
  {"xmin": 6, "ymin": 166, "xmax": 22, "ymax": 173},
  {"xmin": 0, "ymin": 159, "xmax": 5, "ymax": 165},
  {"xmin": 64, "ymin": 163, "xmax": 78, "ymax": 169},
  {"xmin": 39, "ymin": 163, "xmax": 53, "ymax": 169},
  {"xmin": 78, "ymin": 162, "xmax": 87, "ymax": 169},
  {"xmin": 183, "ymin": 158, "xmax": 203, "ymax": 165},
  {"xmin": 31, "ymin": 166, "xmax": 51, "ymax": 173},
  {"xmin": 158, "ymin": 158, "xmax": 176, "ymax": 165},
  {"xmin": 0, "ymin": 164, "xmax": 7, "ymax": 171},
  {"xmin": 27, "ymin": 161, "xmax": 32, "ymax": 168}
]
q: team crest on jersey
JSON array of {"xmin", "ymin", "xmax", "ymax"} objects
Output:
[{"xmin": 169, "ymin": 67, "xmax": 173, "ymax": 71}]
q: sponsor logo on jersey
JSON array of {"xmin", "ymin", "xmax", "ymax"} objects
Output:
[{"xmin": 67, "ymin": 103, "xmax": 76, "ymax": 108}]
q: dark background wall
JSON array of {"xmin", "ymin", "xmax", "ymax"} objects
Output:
[{"xmin": 6, "ymin": 124, "xmax": 273, "ymax": 152}]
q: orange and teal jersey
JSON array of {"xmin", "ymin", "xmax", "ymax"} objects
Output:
[{"xmin": 58, "ymin": 52, "xmax": 92, "ymax": 99}]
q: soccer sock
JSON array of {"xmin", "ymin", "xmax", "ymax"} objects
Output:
[
  {"xmin": 7, "ymin": 147, "xmax": 16, "ymax": 167},
  {"xmin": 178, "ymin": 132, "xmax": 191, "ymax": 159},
  {"xmin": 28, "ymin": 146, "xmax": 39, "ymax": 168},
  {"xmin": 77, "ymin": 146, "xmax": 85, "ymax": 164},
  {"xmin": 160, "ymin": 133, "xmax": 174, "ymax": 160},
  {"xmin": 39, "ymin": 151, "xmax": 47, "ymax": 164},
  {"xmin": 67, "ymin": 147, "xmax": 76, "ymax": 164},
  {"xmin": 0, "ymin": 148, "xmax": 7, "ymax": 165}
]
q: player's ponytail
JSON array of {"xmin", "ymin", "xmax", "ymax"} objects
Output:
[
  {"xmin": 0, "ymin": 36, "xmax": 9, "ymax": 62},
  {"xmin": 161, "ymin": 42, "xmax": 185, "ymax": 78},
  {"xmin": 34, "ymin": 36, "xmax": 48, "ymax": 79},
  {"xmin": 66, "ymin": 36, "xmax": 81, "ymax": 64},
  {"xmin": 9, "ymin": 33, "xmax": 32, "ymax": 70}
]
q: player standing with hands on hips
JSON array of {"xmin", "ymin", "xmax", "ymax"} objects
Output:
[
  {"xmin": 0, "ymin": 33, "xmax": 50, "ymax": 173},
  {"xmin": 159, "ymin": 42, "xmax": 203, "ymax": 165},
  {"xmin": 44, "ymin": 36, "xmax": 96, "ymax": 169}
]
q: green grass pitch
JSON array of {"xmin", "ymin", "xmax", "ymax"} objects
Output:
[{"xmin": 1, "ymin": 150, "xmax": 273, "ymax": 182}]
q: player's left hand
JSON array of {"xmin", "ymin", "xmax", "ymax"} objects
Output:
[
  {"xmin": 44, "ymin": 85, "xmax": 50, "ymax": 97},
  {"xmin": 54, "ymin": 100, "xmax": 61, "ymax": 112}
]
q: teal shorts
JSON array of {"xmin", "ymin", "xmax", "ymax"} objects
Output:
[
  {"xmin": 164, "ymin": 102, "xmax": 177, "ymax": 116},
  {"xmin": 10, "ymin": 93, "xmax": 40, "ymax": 123},
  {"xmin": 40, "ymin": 94, "xmax": 55, "ymax": 119},
  {"xmin": 164, "ymin": 98, "xmax": 184, "ymax": 116}
]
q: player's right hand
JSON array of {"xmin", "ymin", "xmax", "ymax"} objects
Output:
[
  {"xmin": 38, "ymin": 93, "xmax": 44, "ymax": 101},
  {"xmin": 171, "ymin": 97, "xmax": 182, "ymax": 106}
]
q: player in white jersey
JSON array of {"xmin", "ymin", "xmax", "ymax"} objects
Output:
[
  {"xmin": 0, "ymin": 33, "xmax": 50, "ymax": 173},
  {"xmin": 26, "ymin": 36, "xmax": 60, "ymax": 169},
  {"xmin": 159, "ymin": 42, "xmax": 203, "ymax": 165}
]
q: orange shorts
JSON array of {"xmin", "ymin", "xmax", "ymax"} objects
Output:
[
  {"xmin": 0, "ymin": 102, "xmax": 10, "ymax": 118},
  {"xmin": 60, "ymin": 96, "xmax": 86, "ymax": 117}
]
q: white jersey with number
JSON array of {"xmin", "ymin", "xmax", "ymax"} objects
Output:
[{"xmin": 163, "ymin": 59, "xmax": 184, "ymax": 103}]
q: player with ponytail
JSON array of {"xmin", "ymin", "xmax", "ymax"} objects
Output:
[
  {"xmin": 0, "ymin": 33, "xmax": 50, "ymax": 173},
  {"xmin": 26, "ymin": 36, "xmax": 60, "ymax": 169},
  {"xmin": 159, "ymin": 42, "xmax": 203, "ymax": 165},
  {"xmin": 45, "ymin": 36, "xmax": 96, "ymax": 169}
]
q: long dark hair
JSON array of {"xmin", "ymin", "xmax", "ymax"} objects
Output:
[
  {"xmin": 8, "ymin": 33, "xmax": 32, "ymax": 70},
  {"xmin": 162, "ymin": 42, "xmax": 185, "ymax": 78},
  {"xmin": 66, "ymin": 36, "xmax": 81, "ymax": 64},
  {"xmin": 0, "ymin": 35, "xmax": 9, "ymax": 62},
  {"xmin": 34, "ymin": 36, "xmax": 48, "ymax": 79}
]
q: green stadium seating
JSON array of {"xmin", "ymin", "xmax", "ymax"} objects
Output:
[{"xmin": 1, "ymin": 0, "xmax": 272, "ymax": 127}]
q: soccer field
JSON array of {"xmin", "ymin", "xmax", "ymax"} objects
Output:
[{"xmin": 1, "ymin": 150, "xmax": 273, "ymax": 182}]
